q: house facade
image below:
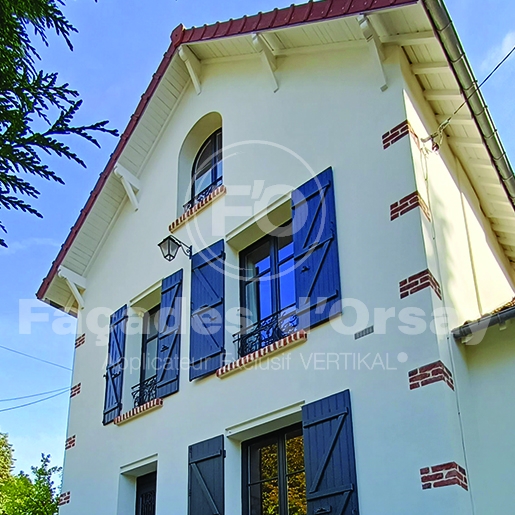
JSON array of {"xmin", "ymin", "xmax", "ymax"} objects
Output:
[{"xmin": 36, "ymin": 1, "xmax": 515, "ymax": 514}]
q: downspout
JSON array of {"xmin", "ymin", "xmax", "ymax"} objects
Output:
[{"xmin": 423, "ymin": 0, "xmax": 515, "ymax": 208}]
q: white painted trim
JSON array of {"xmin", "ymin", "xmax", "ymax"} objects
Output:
[
  {"xmin": 179, "ymin": 45, "xmax": 202, "ymax": 95},
  {"xmin": 424, "ymin": 89, "xmax": 463, "ymax": 102},
  {"xmin": 57, "ymin": 266, "xmax": 87, "ymax": 289},
  {"xmin": 58, "ymin": 266, "xmax": 86, "ymax": 310},
  {"xmin": 252, "ymin": 33, "xmax": 279, "ymax": 92},
  {"xmin": 114, "ymin": 164, "xmax": 141, "ymax": 211},
  {"xmin": 358, "ymin": 15, "xmax": 387, "ymax": 92},
  {"xmin": 412, "ymin": 62, "xmax": 450, "ymax": 75},
  {"xmin": 226, "ymin": 400, "xmax": 305, "ymax": 440},
  {"xmin": 120, "ymin": 454, "xmax": 158, "ymax": 475},
  {"xmin": 381, "ymin": 31, "xmax": 435, "ymax": 46},
  {"xmin": 225, "ymin": 190, "xmax": 292, "ymax": 243}
]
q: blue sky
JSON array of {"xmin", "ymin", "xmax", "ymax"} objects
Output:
[{"xmin": 0, "ymin": 0, "xmax": 514, "ymax": 474}]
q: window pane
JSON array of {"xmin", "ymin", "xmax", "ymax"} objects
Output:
[
  {"xmin": 278, "ymin": 235, "xmax": 293, "ymax": 263},
  {"xmin": 146, "ymin": 309, "xmax": 159, "ymax": 340},
  {"xmin": 287, "ymin": 472, "xmax": 307, "ymax": 515},
  {"xmin": 194, "ymin": 139, "xmax": 214, "ymax": 177},
  {"xmin": 279, "ymin": 260, "xmax": 295, "ymax": 310},
  {"xmin": 286, "ymin": 430, "xmax": 304, "ymax": 474},
  {"xmin": 144, "ymin": 338, "xmax": 158, "ymax": 380},
  {"xmin": 249, "ymin": 439, "xmax": 278, "ymax": 482},
  {"xmin": 249, "ymin": 480, "xmax": 279, "ymax": 515},
  {"xmin": 245, "ymin": 241, "xmax": 271, "ymax": 279},
  {"xmin": 195, "ymin": 171, "xmax": 213, "ymax": 195}
]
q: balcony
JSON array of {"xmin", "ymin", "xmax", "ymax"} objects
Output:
[
  {"xmin": 183, "ymin": 177, "xmax": 223, "ymax": 213},
  {"xmin": 234, "ymin": 304, "xmax": 298, "ymax": 358},
  {"xmin": 131, "ymin": 376, "xmax": 157, "ymax": 408}
]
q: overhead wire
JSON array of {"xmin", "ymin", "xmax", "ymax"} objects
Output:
[
  {"xmin": 0, "ymin": 386, "xmax": 70, "ymax": 403},
  {"xmin": 0, "ymin": 389, "xmax": 69, "ymax": 413},
  {"xmin": 0, "ymin": 344, "xmax": 72, "ymax": 371},
  {"xmin": 423, "ymin": 43, "xmax": 515, "ymax": 148}
]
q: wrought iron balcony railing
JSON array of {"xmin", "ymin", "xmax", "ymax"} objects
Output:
[
  {"xmin": 131, "ymin": 375, "xmax": 157, "ymax": 408},
  {"xmin": 234, "ymin": 304, "xmax": 298, "ymax": 358},
  {"xmin": 183, "ymin": 177, "xmax": 223, "ymax": 213}
]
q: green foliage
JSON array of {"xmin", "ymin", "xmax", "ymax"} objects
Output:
[
  {"xmin": 0, "ymin": 0, "xmax": 118, "ymax": 247},
  {"xmin": 0, "ymin": 434, "xmax": 14, "ymax": 484},
  {"xmin": 0, "ymin": 435, "xmax": 61, "ymax": 515}
]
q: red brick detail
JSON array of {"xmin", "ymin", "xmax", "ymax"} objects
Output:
[
  {"xmin": 75, "ymin": 333, "xmax": 85, "ymax": 348},
  {"xmin": 399, "ymin": 269, "xmax": 442, "ymax": 300},
  {"xmin": 58, "ymin": 491, "xmax": 71, "ymax": 506},
  {"xmin": 216, "ymin": 330, "xmax": 308, "ymax": 378},
  {"xmin": 420, "ymin": 462, "xmax": 468, "ymax": 491},
  {"xmin": 65, "ymin": 435, "xmax": 76, "ymax": 450},
  {"xmin": 169, "ymin": 185, "xmax": 226, "ymax": 232},
  {"xmin": 70, "ymin": 383, "xmax": 81, "ymax": 398},
  {"xmin": 390, "ymin": 191, "xmax": 431, "ymax": 222},
  {"xmin": 382, "ymin": 120, "xmax": 419, "ymax": 150},
  {"xmin": 113, "ymin": 398, "xmax": 163, "ymax": 425},
  {"xmin": 409, "ymin": 360, "xmax": 454, "ymax": 391}
]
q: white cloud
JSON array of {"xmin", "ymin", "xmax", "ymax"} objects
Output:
[
  {"xmin": 480, "ymin": 31, "xmax": 515, "ymax": 74},
  {"xmin": 0, "ymin": 238, "xmax": 60, "ymax": 256}
]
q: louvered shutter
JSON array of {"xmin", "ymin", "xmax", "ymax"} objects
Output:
[
  {"xmin": 156, "ymin": 269, "xmax": 183, "ymax": 399},
  {"xmin": 302, "ymin": 390, "xmax": 359, "ymax": 515},
  {"xmin": 103, "ymin": 305, "xmax": 128, "ymax": 425},
  {"xmin": 188, "ymin": 435, "xmax": 225, "ymax": 515},
  {"xmin": 190, "ymin": 240, "xmax": 225, "ymax": 380},
  {"xmin": 292, "ymin": 167, "xmax": 342, "ymax": 329}
]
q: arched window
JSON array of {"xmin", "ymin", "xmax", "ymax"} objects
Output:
[{"xmin": 186, "ymin": 129, "xmax": 222, "ymax": 211}]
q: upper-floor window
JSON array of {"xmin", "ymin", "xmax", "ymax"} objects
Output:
[
  {"xmin": 132, "ymin": 305, "xmax": 159, "ymax": 408},
  {"xmin": 243, "ymin": 425, "xmax": 307, "ymax": 515},
  {"xmin": 185, "ymin": 128, "xmax": 223, "ymax": 212},
  {"xmin": 236, "ymin": 222, "xmax": 298, "ymax": 358}
]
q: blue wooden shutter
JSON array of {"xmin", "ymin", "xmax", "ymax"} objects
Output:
[
  {"xmin": 302, "ymin": 390, "xmax": 359, "ymax": 515},
  {"xmin": 156, "ymin": 269, "xmax": 183, "ymax": 399},
  {"xmin": 190, "ymin": 240, "xmax": 225, "ymax": 380},
  {"xmin": 103, "ymin": 305, "xmax": 128, "ymax": 425},
  {"xmin": 292, "ymin": 167, "xmax": 342, "ymax": 329},
  {"xmin": 188, "ymin": 435, "xmax": 225, "ymax": 515}
]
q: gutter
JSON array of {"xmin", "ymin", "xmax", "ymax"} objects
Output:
[
  {"xmin": 452, "ymin": 305, "xmax": 515, "ymax": 340},
  {"xmin": 423, "ymin": 0, "xmax": 515, "ymax": 206}
]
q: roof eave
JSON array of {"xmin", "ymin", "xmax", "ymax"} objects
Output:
[{"xmin": 423, "ymin": 0, "xmax": 515, "ymax": 211}]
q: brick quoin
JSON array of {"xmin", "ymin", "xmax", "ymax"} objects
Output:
[
  {"xmin": 58, "ymin": 491, "xmax": 71, "ymax": 506},
  {"xmin": 382, "ymin": 120, "xmax": 420, "ymax": 150},
  {"xmin": 390, "ymin": 191, "xmax": 431, "ymax": 221},
  {"xmin": 409, "ymin": 360, "xmax": 455, "ymax": 391},
  {"xmin": 65, "ymin": 435, "xmax": 76, "ymax": 450},
  {"xmin": 399, "ymin": 269, "xmax": 442, "ymax": 300},
  {"xmin": 70, "ymin": 383, "xmax": 81, "ymax": 398},
  {"xmin": 74, "ymin": 333, "xmax": 85, "ymax": 348},
  {"xmin": 420, "ymin": 462, "xmax": 468, "ymax": 490}
]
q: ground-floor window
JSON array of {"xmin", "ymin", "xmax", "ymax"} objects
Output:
[
  {"xmin": 136, "ymin": 472, "xmax": 156, "ymax": 515},
  {"xmin": 243, "ymin": 425, "xmax": 307, "ymax": 515}
]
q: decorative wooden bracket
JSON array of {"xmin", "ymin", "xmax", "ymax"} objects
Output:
[
  {"xmin": 358, "ymin": 15, "xmax": 387, "ymax": 92},
  {"xmin": 58, "ymin": 266, "xmax": 86, "ymax": 310},
  {"xmin": 179, "ymin": 45, "xmax": 202, "ymax": 95},
  {"xmin": 114, "ymin": 164, "xmax": 140, "ymax": 211},
  {"xmin": 252, "ymin": 33, "xmax": 279, "ymax": 92}
]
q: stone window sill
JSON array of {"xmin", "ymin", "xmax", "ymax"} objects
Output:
[
  {"xmin": 114, "ymin": 398, "xmax": 163, "ymax": 425},
  {"xmin": 216, "ymin": 330, "xmax": 308, "ymax": 379},
  {"xmin": 169, "ymin": 185, "xmax": 226, "ymax": 233}
]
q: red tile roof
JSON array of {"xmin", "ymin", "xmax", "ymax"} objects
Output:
[{"xmin": 36, "ymin": 0, "xmax": 417, "ymax": 303}]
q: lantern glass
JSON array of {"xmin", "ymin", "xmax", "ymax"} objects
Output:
[{"xmin": 158, "ymin": 236, "xmax": 180, "ymax": 261}]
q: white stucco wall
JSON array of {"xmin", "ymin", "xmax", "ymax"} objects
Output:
[
  {"xmin": 459, "ymin": 323, "xmax": 515, "ymax": 515},
  {"xmin": 58, "ymin": 42, "xmax": 506, "ymax": 515}
]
